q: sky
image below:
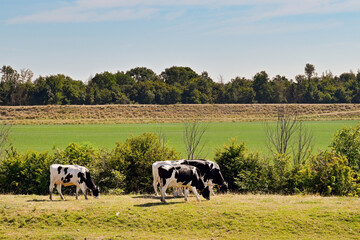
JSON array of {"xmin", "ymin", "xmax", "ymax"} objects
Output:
[{"xmin": 1, "ymin": 0, "xmax": 360, "ymax": 83}]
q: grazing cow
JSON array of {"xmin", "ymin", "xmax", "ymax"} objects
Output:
[
  {"xmin": 49, "ymin": 164, "xmax": 100, "ymax": 200},
  {"xmin": 181, "ymin": 159, "xmax": 228, "ymax": 195},
  {"xmin": 152, "ymin": 160, "xmax": 185, "ymax": 196},
  {"xmin": 158, "ymin": 164, "xmax": 210, "ymax": 203}
]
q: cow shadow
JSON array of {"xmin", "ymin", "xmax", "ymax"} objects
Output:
[
  {"xmin": 131, "ymin": 195, "xmax": 157, "ymax": 199},
  {"xmin": 133, "ymin": 194, "xmax": 185, "ymax": 207},
  {"xmin": 26, "ymin": 199, "xmax": 62, "ymax": 202},
  {"xmin": 132, "ymin": 195, "xmax": 183, "ymax": 200},
  {"xmin": 134, "ymin": 201, "xmax": 183, "ymax": 207}
]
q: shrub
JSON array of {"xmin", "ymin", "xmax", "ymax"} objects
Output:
[
  {"xmin": 296, "ymin": 151, "xmax": 358, "ymax": 196},
  {"xmin": 112, "ymin": 133, "xmax": 178, "ymax": 193},
  {"xmin": 214, "ymin": 139, "xmax": 247, "ymax": 191},
  {"xmin": 53, "ymin": 143, "xmax": 125, "ymax": 193},
  {"xmin": 53, "ymin": 143, "xmax": 100, "ymax": 168},
  {"xmin": 234, "ymin": 153, "xmax": 272, "ymax": 193},
  {"xmin": 331, "ymin": 123, "xmax": 360, "ymax": 172},
  {"xmin": 215, "ymin": 139, "xmax": 271, "ymax": 193},
  {"xmin": 0, "ymin": 149, "xmax": 54, "ymax": 194},
  {"xmin": 266, "ymin": 154, "xmax": 292, "ymax": 194}
]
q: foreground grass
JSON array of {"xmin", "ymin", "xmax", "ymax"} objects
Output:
[
  {"xmin": 0, "ymin": 194, "xmax": 359, "ymax": 239},
  {"xmin": 9, "ymin": 121, "xmax": 358, "ymax": 159}
]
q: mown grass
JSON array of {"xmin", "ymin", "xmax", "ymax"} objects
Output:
[
  {"xmin": 8, "ymin": 121, "xmax": 359, "ymax": 159},
  {"xmin": 0, "ymin": 194, "xmax": 359, "ymax": 239}
]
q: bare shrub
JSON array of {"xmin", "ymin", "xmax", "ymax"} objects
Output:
[
  {"xmin": 265, "ymin": 106, "xmax": 313, "ymax": 166},
  {"xmin": 0, "ymin": 123, "xmax": 10, "ymax": 161},
  {"xmin": 183, "ymin": 121, "xmax": 208, "ymax": 159}
]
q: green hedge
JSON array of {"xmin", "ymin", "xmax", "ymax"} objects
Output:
[
  {"xmin": 0, "ymin": 134, "xmax": 359, "ymax": 196},
  {"xmin": 215, "ymin": 139, "xmax": 360, "ymax": 196},
  {"xmin": 0, "ymin": 133, "xmax": 178, "ymax": 195}
]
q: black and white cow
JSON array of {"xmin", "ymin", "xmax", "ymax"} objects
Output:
[
  {"xmin": 152, "ymin": 160, "xmax": 185, "ymax": 196},
  {"xmin": 49, "ymin": 164, "xmax": 100, "ymax": 200},
  {"xmin": 181, "ymin": 159, "xmax": 228, "ymax": 195},
  {"xmin": 158, "ymin": 164, "xmax": 210, "ymax": 203}
]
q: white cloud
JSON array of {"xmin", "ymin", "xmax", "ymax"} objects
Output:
[{"xmin": 6, "ymin": 0, "xmax": 360, "ymax": 24}]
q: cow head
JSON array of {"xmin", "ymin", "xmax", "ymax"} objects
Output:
[
  {"xmin": 92, "ymin": 186, "xmax": 100, "ymax": 199},
  {"xmin": 201, "ymin": 186, "xmax": 210, "ymax": 200},
  {"xmin": 219, "ymin": 181, "xmax": 228, "ymax": 193}
]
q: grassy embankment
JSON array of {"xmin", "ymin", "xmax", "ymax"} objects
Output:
[
  {"xmin": 2, "ymin": 104, "xmax": 360, "ymax": 124},
  {"xmin": 0, "ymin": 194, "xmax": 359, "ymax": 239}
]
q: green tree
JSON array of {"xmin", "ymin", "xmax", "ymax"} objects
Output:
[
  {"xmin": 269, "ymin": 75, "xmax": 291, "ymax": 103},
  {"xmin": 87, "ymin": 72, "xmax": 128, "ymax": 104},
  {"xmin": 225, "ymin": 77, "xmax": 255, "ymax": 103},
  {"xmin": 253, "ymin": 71, "xmax": 271, "ymax": 103},
  {"xmin": 182, "ymin": 72, "xmax": 214, "ymax": 103},
  {"xmin": 0, "ymin": 65, "xmax": 20, "ymax": 105},
  {"xmin": 126, "ymin": 67, "xmax": 159, "ymax": 82},
  {"xmin": 305, "ymin": 63, "xmax": 315, "ymax": 80},
  {"xmin": 161, "ymin": 66, "xmax": 198, "ymax": 87}
]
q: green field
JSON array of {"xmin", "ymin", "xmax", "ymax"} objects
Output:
[
  {"xmin": 8, "ymin": 120, "xmax": 359, "ymax": 159},
  {"xmin": 1, "ymin": 194, "xmax": 359, "ymax": 239}
]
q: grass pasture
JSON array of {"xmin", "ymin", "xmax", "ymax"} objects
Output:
[
  {"xmin": 9, "ymin": 121, "xmax": 359, "ymax": 159},
  {"xmin": 0, "ymin": 194, "xmax": 359, "ymax": 239}
]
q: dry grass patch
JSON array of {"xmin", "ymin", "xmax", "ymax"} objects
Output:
[{"xmin": 2, "ymin": 104, "xmax": 360, "ymax": 124}]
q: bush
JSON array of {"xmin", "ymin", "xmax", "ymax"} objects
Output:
[
  {"xmin": 214, "ymin": 139, "xmax": 247, "ymax": 191},
  {"xmin": 112, "ymin": 133, "xmax": 178, "ymax": 193},
  {"xmin": 215, "ymin": 139, "xmax": 271, "ymax": 193},
  {"xmin": 0, "ymin": 149, "xmax": 54, "ymax": 194},
  {"xmin": 53, "ymin": 143, "xmax": 100, "ymax": 167},
  {"xmin": 234, "ymin": 153, "xmax": 272, "ymax": 193},
  {"xmin": 296, "ymin": 151, "xmax": 358, "ymax": 196},
  {"xmin": 267, "ymin": 154, "xmax": 298, "ymax": 194},
  {"xmin": 331, "ymin": 123, "xmax": 360, "ymax": 172},
  {"xmin": 53, "ymin": 143, "xmax": 125, "ymax": 193}
]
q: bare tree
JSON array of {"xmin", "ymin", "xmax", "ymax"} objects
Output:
[
  {"xmin": 0, "ymin": 123, "xmax": 11, "ymax": 161},
  {"xmin": 265, "ymin": 106, "xmax": 313, "ymax": 166},
  {"xmin": 156, "ymin": 127, "xmax": 168, "ymax": 161},
  {"xmin": 292, "ymin": 121, "xmax": 313, "ymax": 166},
  {"xmin": 265, "ymin": 107, "xmax": 297, "ymax": 155},
  {"xmin": 20, "ymin": 68, "xmax": 34, "ymax": 83},
  {"xmin": 183, "ymin": 121, "xmax": 208, "ymax": 160}
]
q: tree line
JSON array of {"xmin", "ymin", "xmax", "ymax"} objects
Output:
[{"xmin": 1, "ymin": 64, "xmax": 360, "ymax": 105}]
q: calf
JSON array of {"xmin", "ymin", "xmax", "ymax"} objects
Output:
[
  {"xmin": 49, "ymin": 164, "xmax": 100, "ymax": 200},
  {"xmin": 158, "ymin": 164, "xmax": 210, "ymax": 203}
]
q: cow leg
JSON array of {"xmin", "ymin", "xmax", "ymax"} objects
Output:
[
  {"xmin": 79, "ymin": 184, "xmax": 88, "ymax": 200},
  {"xmin": 49, "ymin": 183, "xmax": 54, "ymax": 200},
  {"xmin": 153, "ymin": 179, "xmax": 159, "ymax": 197},
  {"xmin": 210, "ymin": 185, "xmax": 216, "ymax": 196},
  {"xmin": 56, "ymin": 184, "xmax": 65, "ymax": 200},
  {"xmin": 191, "ymin": 187, "xmax": 201, "ymax": 202},
  {"xmin": 184, "ymin": 188, "xmax": 189, "ymax": 201},
  {"xmin": 76, "ymin": 186, "xmax": 79, "ymax": 200},
  {"xmin": 160, "ymin": 186, "xmax": 167, "ymax": 203},
  {"xmin": 160, "ymin": 181, "xmax": 170, "ymax": 203},
  {"xmin": 173, "ymin": 187, "xmax": 178, "ymax": 197}
]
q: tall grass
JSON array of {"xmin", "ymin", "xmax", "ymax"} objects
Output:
[{"xmin": 0, "ymin": 194, "xmax": 359, "ymax": 239}]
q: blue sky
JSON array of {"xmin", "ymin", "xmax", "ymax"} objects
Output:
[{"xmin": 1, "ymin": 0, "xmax": 360, "ymax": 82}]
